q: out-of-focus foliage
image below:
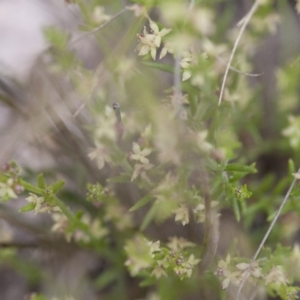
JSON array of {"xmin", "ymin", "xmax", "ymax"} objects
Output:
[{"xmin": 1, "ymin": 1, "xmax": 300, "ymax": 300}]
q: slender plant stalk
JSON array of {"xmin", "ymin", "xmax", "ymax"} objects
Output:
[
  {"xmin": 70, "ymin": 8, "xmax": 129, "ymax": 45},
  {"xmin": 237, "ymin": 168, "xmax": 300, "ymax": 300},
  {"xmin": 173, "ymin": 0, "xmax": 195, "ymax": 116},
  {"xmin": 218, "ymin": 0, "xmax": 261, "ymax": 106}
]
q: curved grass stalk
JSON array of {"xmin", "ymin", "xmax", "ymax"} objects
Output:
[
  {"xmin": 236, "ymin": 168, "xmax": 300, "ymax": 300},
  {"xmin": 218, "ymin": 0, "xmax": 261, "ymax": 106},
  {"xmin": 70, "ymin": 7, "xmax": 129, "ymax": 46}
]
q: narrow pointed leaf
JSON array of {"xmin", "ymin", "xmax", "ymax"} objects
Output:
[
  {"xmin": 129, "ymin": 195, "xmax": 152, "ymax": 212},
  {"xmin": 19, "ymin": 203, "xmax": 35, "ymax": 212},
  {"xmin": 37, "ymin": 174, "xmax": 46, "ymax": 189},
  {"xmin": 51, "ymin": 180, "xmax": 65, "ymax": 194},
  {"xmin": 224, "ymin": 163, "xmax": 256, "ymax": 173}
]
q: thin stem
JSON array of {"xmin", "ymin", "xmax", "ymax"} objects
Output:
[
  {"xmin": 172, "ymin": 0, "xmax": 194, "ymax": 116},
  {"xmin": 215, "ymin": 55, "xmax": 262, "ymax": 77},
  {"xmin": 218, "ymin": 0, "xmax": 261, "ymax": 106},
  {"xmin": 70, "ymin": 8, "xmax": 129, "ymax": 46},
  {"xmin": 237, "ymin": 168, "xmax": 300, "ymax": 300},
  {"xmin": 188, "ymin": 0, "xmax": 195, "ymax": 10},
  {"xmin": 21, "ymin": 179, "xmax": 90, "ymax": 234},
  {"xmin": 113, "ymin": 102, "xmax": 124, "ymax": 144},
  {"xmin": 173, "ymin": 54, "xmax": 182, "ymax": 116}
]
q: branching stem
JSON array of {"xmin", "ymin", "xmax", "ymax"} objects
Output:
[
  {"xmin": 218, "ymin": 0, "xmax": 261, "ymax": 106},
  {"xmin": 70, "ymin": 8, "xmax": 129, "ymax": 46},
  {"xmin": 237, "ymin": 168, "xmax": 300, "ymax": 300}
]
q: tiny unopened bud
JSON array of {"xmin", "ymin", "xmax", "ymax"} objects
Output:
[
  {"xmin": 103, "ymin": 187, "xmax": 110, "ymax": 196},
  {"xmin": 1, "ymin": 163, "xmax": 10, "ymax": 172},
  {"xmin": 112, "ymin": 102, "xmax": 120, "ymax": 111},
  {"xmin": 14, "ymin": 184, "xmax": 24, "ymax": 194}
]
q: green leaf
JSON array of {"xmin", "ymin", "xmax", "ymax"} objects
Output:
[
  {"xmin": 129, "ymin": 194, "xmax": 152, "ymax": 212},
  {"xmin": 51, "ymin": 180, "xmax": 65, "ymax": 194},
  {"xmin": 94, "ymin": 268, "xmax": 118, "ymax": 289},
  {"xmin": 228, "ymin": 173, "xmax": 249, "ymax": 183},
  {"xmin": 44, "ymin": 27, "xmax": 68, "ymax": 49},
  {"xmin": 288, "ymin": 159, "xmax": 295, "ymax": 174},
  {"xmin": 140, "ymin": 204, "xmax": 157, "ymax": 231},
  {"xmin": 1, "ymin": 195, "xmax": 11, "ymax": 202},
  {"xmin": 232, "ymin": 197, "xmax": 240, "ymax": 222},
  {"xmin": 27, "ymin": 294, "xmax": 47, "ymax": 300},
  {"xmin": 139, "ymin": 276, "xmax": 156, "ymax": 287},
  {"xmin": 75, "ymin": 210, "xmax": 84, "ymax": 220},
  {"xmin": 205, "ymin": 158, "xmax": 221, "ymax": 172},
  {"xmin": 235, "ymin": 184, "xmax": 252, "ymax": 201},
  {"xmin": 107, "ymin": 173, "xmax": 131, "ymax": 183},
  {"xmin": 37, "ymin": 174, "xmax": 46, "ymax": 189},
  {"xmin": 142, "ymin": 61, "xmax": 174, "ymax": 73},
  {"xmin": 224, "ymin": 163, "xmax": 256, "ymax": 173},
  {"xmin": 19, "ymin": 203, "xmax": 35, "ymax": 212}
]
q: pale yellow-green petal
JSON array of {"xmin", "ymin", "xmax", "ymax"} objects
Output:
[{"xmin": 132, "ymin": 142, "xmax": 141, "ymax": 154}]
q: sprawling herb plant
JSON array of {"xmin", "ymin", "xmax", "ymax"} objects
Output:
[{"xmin": 1, "ymin": 1, "xmax": 300, "ymax": 299}]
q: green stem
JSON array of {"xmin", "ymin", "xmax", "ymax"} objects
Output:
[{"xmin": 20, "ymin": 179, "xmax": 43, "ymax": 194}]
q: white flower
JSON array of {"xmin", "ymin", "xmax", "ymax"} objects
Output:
[
  {"xmin": 88, "ymin": 144, "xmax": 110, "ymax": 169},
  {"xmin": 51, "ymin": 213, "xmax": 68, "ymax": 232},
  {"xmin": 297, "ymin": 0, "xmax": 300, "ymax": 14},
  {"xmin": 282, "ymin": 115, "xmax": 300, "ymax": 149},
  {"xmin": 265, "ymin": 266, "xmax": 288, "ymax": 286},
  {"xmin": 90, "ymin": 219, "xmax": 108, "ymax": 239},
  {"xmin": 151, "ymin": 266, "xmax": 167, "ymax": 279},
  {"xmin": 236, "ymin": 261, "xmax": 262, "ymax": 278},
  {"xmin": 0, "ymin": 179, "xmax": 17, "ymax": 199},
  {"xmin": 92, "ymin": 6, "xmax": 111, "ymax": 24},
  {"xmin": 147, "ymin": 240, "xmax": 161, "ymax": 257},
  {"xmin": 174, "ymin": 205, "xmax": 189, "ymax": 226},
  {"xmin": 215, "ymin": 255, "xmax": 241, "ymax": 289},
  {"xmin": 141, "ymin": 124, "xmax": 152, "ymax": 139},
  {"xmin": 130, "ymin": 142, "xmax": 152, "ymax": 164},
  {"xmin": 131, "ymin": 163, "xmax": 154, "ymax": 182},
  {"xmin": 293, "ymin": 172, "xmax": 300, "ymax": 180},
  {"xmin": 104, "ymin": 204, "xmax": 133, "ymax": 230},
  {"xmin": 193, "ymin": 201, "xmax": 218, "ymax": 223},
  {"xmin": 25, "ymin": 193, "xmax": 45, "ymax": 214},
  {"xmin": 94, "ymin": 105, "xmax": 117, "ymax": 142},
  {"xmin": 126, "ymin": 4, "xmax": 147, "ymax": 18},
  {"xmin": 197, "ymin": 130, "xmax": 213, "ymax": 153},
  {"xmin": 159, "ymin": 41, "xmax": 174, "ymax": 59},
  {"xmin": 135, "ymin": 21, "xmax": 171, "ymax": 60},
  {"xmin": 180, "ymin": 51, "xmax": 197, "ymax": 81},
  {"xmin": 186, "ymin": 254, "xmax": 201, "ymax": 266},
  {"xmin": 149, "ymin": 21, "xmax": 172, "ymax": 50},
  {"xmin": 192, "ymin": 8, "xmax": 215, "ymax": 36},
  {"xmin": 167, "ymin": 237, "xmax": 195, "ymax": 252}
]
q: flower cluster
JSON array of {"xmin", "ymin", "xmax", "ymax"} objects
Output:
[
  {"xmin": 51, "ymin": 213, "xmax": 108, "ymax": 243},
  {"xmin": 130, "ymin": 142, "xmax": 154, "ymax": 183},
  {"xmin": 92, "ymin": 6, "xmax": 111, "ymax": 25},
  {"xmin": 125, "ymin": 235, "xmax": 200, "ymax": 280},
  {"xmin": 135, "ymin": 21, "xmax": 172, "ymax": 60},
  {"xmin": 173, "ymin": 191, "xmax": 219, "ymax": 226},
  {"xmin": 282, "ymin": 115, "xmax": 300, "ymax": 149},
  {"xmin": 25, "ymin": 193, "xmax": 61, "ymax": 214},
  {"xmin": 0, "ymin": 162, "xmax": 24, "ymax": 201},
  {"xmin": 215, "ymin": 255, "xmax": 262, "ymax": 289},
  {"xmin": 86, "ymin": 183, "xmax": 134, "ymax": 231},
  {"xmin": 180, "ymin": 51, "xmax": 198, "ymax": 81},
  {"xmin": 88, "ymin": 104, "xmax": 125, "ymax": 169},
  {"xmin": 215, "ymin": 253, "xmax": 299, "ymax": 298}
]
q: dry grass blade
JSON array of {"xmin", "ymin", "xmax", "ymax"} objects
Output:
[
  {"xmin": 218, "ymin": 0, "xmax": 261, "ymax": 106},
  {"xmin": 236, "ymin": 167, "xmax": 300, "ymax": 300}
]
